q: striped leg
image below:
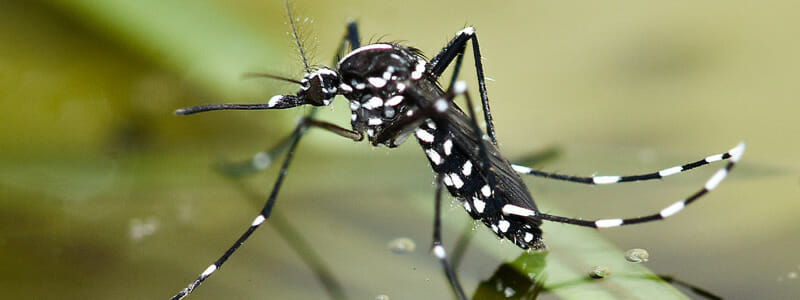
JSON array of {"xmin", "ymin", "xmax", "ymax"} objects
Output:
[
  {"xmin": 334, "ymin": 21, "xmax": 361, "ymax": 61},
  {"xmin": 170, "ymin": 124, "xmax": 304, "ymax": 300},
  {"xmin": 501, "ymin": 142, "xmax": 745, "ymax": 228},
  {"xmin": 170, "ymin": 119, "xmax": 361, "ymax": 300},
  {"xmin": 431, "ymin": 173, "xmax": 467, "ymax": 300},
  {"xmin": 450, "ymin": 80, "xmax": 500, "ymax": 200},
  {"xmin": 428, "ymin": 27, "xmax": 497, "ymax": 145},
  {"xmin": 511, "ymin": 145, "xmax": 740, "ymax": 185},
  {"xmin": 172, "ymin": 17, "xmax": 364, "ymax": 299}
]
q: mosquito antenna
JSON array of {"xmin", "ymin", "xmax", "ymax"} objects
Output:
[
  {"xmin": 241, "ymin": 72, "xmax": 303, "ymax": 85},
  {"xmin": 285, "ymin": 0, "xmax": 310, "ymax": 73},
  {"xmin": 175, "ymin": 3, "xmax": 315, "ymax": 118}
]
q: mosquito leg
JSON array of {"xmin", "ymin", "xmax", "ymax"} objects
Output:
[
  {"xmin": 431, "ymin": 173, "xmax": 468, "ymax": 300},
  {"xmin": 335, "ymin": 21, "xmax": 361, "ymax": 61},
  {"xmin": 227, "ymin": 180, "xmax": 347, "ymax": 300},
  {"xmin": 501, "ymin": 143, "xmax": 745, "ymax": 228},
  {"xmin": 170, "ymin": 119, "xmax": 361, "ymax": 300},
  {"xmin": 511, "ymin": 144, "xmax": 740, "ymax": 185},
  {"xmin": 428, "ymin": 28, "xmax": 497, "ymax": 145}
]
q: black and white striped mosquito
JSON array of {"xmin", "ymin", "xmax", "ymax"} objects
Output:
[{"xmin": 170, "ymin": 4, "xmax": 745, "ymax": 299}]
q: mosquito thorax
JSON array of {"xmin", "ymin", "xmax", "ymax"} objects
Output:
[{"xmin": 337, "ymin": 43, "xmax": 429, "ymax": 147}]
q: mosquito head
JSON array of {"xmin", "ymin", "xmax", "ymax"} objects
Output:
[
  {"xmin": 259, "ymin": 67, "xmax": 341, "ymax": 110},
  {"xmin": 268, "ymin": 0, "xmax": 341, "ymax": 109},
  {"xmin": 296, "ymin": 67, "xmax": 340, "ymax": 106},
  {"xmin": 175, "ymin": 68, "xmax": 341, "ymax": 115}
]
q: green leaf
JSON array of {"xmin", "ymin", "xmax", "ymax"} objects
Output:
[{"xmin": 432, "ymin": 203, "xmax": 690, "ymax": 299}]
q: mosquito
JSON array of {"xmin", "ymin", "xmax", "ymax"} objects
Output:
[{"xmin": 170, "ymin": 3, "xmax": 745, "ymax": 299}]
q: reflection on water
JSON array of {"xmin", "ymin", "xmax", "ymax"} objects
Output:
[
  {"xmin": 470, "ymin": 250, "xmax": 722, "ymax": 300},
  {"xmin": 473, "ymin": 251, "xmax": 547, "ymax": 300},
  {"xmin": 588, "ymin": 265, "xmax": 611, "ymax": 279},
  {"xmin": 624, "ymin": 248, "xmax": 650, "ymax": 263},
  {"xmin": 226, "ymin": 179, "xmax": 348, "ymax": 300}
]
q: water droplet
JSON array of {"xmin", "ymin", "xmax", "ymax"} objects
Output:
[
  {"xmin": 129, "ymin": 217, "xmax": 160, "ymax": 242},
  {"xmin": 375, "ymin": 295, "xmax": 390, "ymax": 300},
  {"xmin": 472, "ymin": 221, "xmax": 481, "ymax": 231},
  {"xmin": 387, "ymin": 237, "xmax": 416, "ymax": 254},
  {"xmin": 625, "ymin": 248, "xmax": 650, "ymax": 263},
  {"xmin": 449, "ymin": 198, "xmax": 459, "ymax": 207},
  {"xmin": 253, "ymin": 152, "xmax": 272, "ymax": 170},
  {"xmin": 589, "ymin": 265, "xmax": 611, "ymax": 279}
]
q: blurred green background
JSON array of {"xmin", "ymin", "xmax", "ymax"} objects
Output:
[{"xmin": 1, "ymin": 0, "xmax": 798, "ymax": 299}]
